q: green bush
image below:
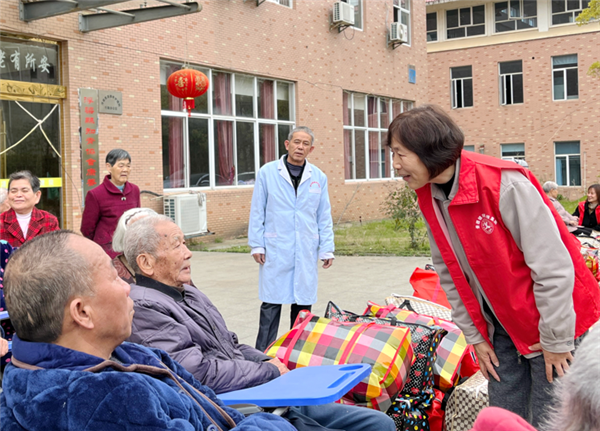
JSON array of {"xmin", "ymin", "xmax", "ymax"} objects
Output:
[{"xmin": 381, "ymin": 182, "xmax": 427, "ymax": 249}]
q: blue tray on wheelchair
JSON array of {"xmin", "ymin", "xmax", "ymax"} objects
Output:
[{"xmin": 218, "ymin": 363, "xmax": 371, "ymax": 407}]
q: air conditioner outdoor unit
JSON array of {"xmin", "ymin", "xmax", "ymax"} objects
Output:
[
  {"xmin": 389, "ymin": 22, "xmax": 408, "ymax": 43},
  {"xmin": 333, "ymin": 1, "xmax": 355, "ymax": 26},
  {"xmin": 164, "ymin": 193, "xmax": 208, "ymax": 237}
]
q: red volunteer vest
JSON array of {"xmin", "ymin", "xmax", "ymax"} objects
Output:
[
  {"xmin": 577, "ymin": 201, "xmax": 600, "ymax": 227},
  {"xmin": 416, "ymin": 151, "xmax": 600, "ymax": 355}
]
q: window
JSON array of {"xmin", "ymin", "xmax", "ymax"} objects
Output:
[
  {"xmin": 160, "ymin": 61, "xmax": 295, "ymax": 189},
  {"xmin": 267, "ymin": 0, "xmax": 292, "ymax": 7},
  {"xmin": 451, "ymin": 66, "xmax": 473, "ymax": 109},
  {"xmin": 499, "ymin": 60, "xmax": 523, "ymax": 105},
  {"xmin": 551, "ymin": 0, "xmax": 590, "ymax": 25},
  {"xmin": 501, "ymin": 143, "xmax": 525, "ymax": 160},
  {"xmin": 343, "ymin": 92, "xmax": 413, "ymax": 180},
  {"xmin": 342, "ymin": 0, "xmax": 363, "ymax": 30},
  {"xmin": 427, "ymin": 12, "xmax": 437, "ymax": 41},
  {"xmin": 464, "ymin": 145, "xmax": 475, "ymax": 152},
  {"xmin": 555, "ymin": 141, "xmax": 581, "ymax": 186},
  {"xmin": 393, "ymin": 0, "xmax": 411, "ymax": 45},
  {"xmin": 552, "ymin": 55, "xmax": 578, "ymax": 100},
  {"xmin": 494, "ymin": 1, "xmax": 537, "ymax": 32},
  {"xmin": 447, "ymin": 5, "xmax": 485, "ymax": 39}
]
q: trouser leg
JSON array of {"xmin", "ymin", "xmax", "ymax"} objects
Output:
[
  {"xmin": 290, "ymin": 304, "xmax": 312, "ymax": 329},
  {"xmin": 528, "ymin": 353, "xmax": 555, "ymax": 428},
  {"xmin": 487, "ymin": 320, "xmax": 531, "ymax": 421},
  {"xmin": 255, "ymin": 302, "xmax": 282, "ymax": 352},
  {"xmin": 295, "ymin": 403, "xmax": 396, "ymax": 431}
]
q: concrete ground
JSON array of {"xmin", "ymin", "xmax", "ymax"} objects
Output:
[{"xmin": 189, "ymin": 251, "xmax": 432, "ymax": 346}]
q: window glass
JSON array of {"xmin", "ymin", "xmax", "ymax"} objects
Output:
[
  {"xmin": 213, "ymin": 120, "xmax": 235, "ymax": 186},
  {"xmin": 188, "ymin": 118, "xmax": 210, "ymax": 187},
  {"xmin": 354, "ymin": 94, "xmax": 366, "ymax": 127},
  {"xmin": 277, "ymin": 82, "xmax": 291, "ymax": 121},
  {"xmin": 162, "ymin": 116, "xmax": 185, "ymax": 188},
  {"xmin": 427, "ymin": 12, "xmax": 438, "ymax": 41},
  {"xmin": 448, "ymin": 5, "xmax": 486, "ymax": 39},
  {"xmin": 258, "ymin": 79, "xmax": 275, "ymax": 119},
  {"xmin": 278, "ymin": 124, "xmax": 291, "ymax": 159},
  {"xmin": 235, "ymin": 75, "xmax": 254, "ymax": 118},
  {"xmin": 259, "ymin": 123, "xmax": 276, "ymax": 167},
  {"xmin": 0, "ymin": 36, "xmax": 59, "ymax": 85},
  {"xmin": 213, "ymin": 72, "xmax": 232, "ymax": 116},
  {"xmin": 236, "ymin": 122, "xmax": 255, "ymax": 185}
]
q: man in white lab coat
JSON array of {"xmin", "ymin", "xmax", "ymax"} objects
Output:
[{"xmin": 249, "ymin": 126, "xmax": 335, "ymax": 352}]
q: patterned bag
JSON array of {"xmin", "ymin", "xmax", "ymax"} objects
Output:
[
  {"xmin": 324, "ymin": 302, "xmax": 446, "ymax": 396},
  {"xmin": 445, "ymin": 371, "xmax": 488, "ymax": 431},
  {"xmin": 385, "ymin": 295, "xmax": 453, "ymax": 321},
  {"xmin": 367, "ymin": 301, "xmax": 469, "ymax": 392},
  {"xmin": 266, "ymin": 311, "xmax": 414, "ymax": 412}
]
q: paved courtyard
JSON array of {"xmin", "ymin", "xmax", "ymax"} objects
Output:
[{"xmin": 189, "ymin": 251, "xmax": 432, "ymax": 346}]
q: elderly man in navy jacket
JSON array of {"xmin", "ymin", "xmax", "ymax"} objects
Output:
[
  {"xmin": 125, "ymin": 215, "xmax": 396, "ymax": 431},
  {"xmin": 1, "ymin": 230, "xmax": 292, "ymax": 431}
]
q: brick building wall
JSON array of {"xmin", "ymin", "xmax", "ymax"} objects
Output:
[{"xmin": 0, "ymin": 0, "xmax": 428, "ymax": 238}]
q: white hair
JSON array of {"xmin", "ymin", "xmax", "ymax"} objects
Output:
[
  {"xmin": 542, "ymin": 181, "xmax": 559, "ymax": 194},
  {"xmin": 123, "ymin": 215, "xmax": 173, "ymax": 275},
  {"xmin": 112, "ymin": 207, "xmax": 157, "ymax": 253},
  {"xmin": 542, "ymin": 328, "xmax": 600, "ymax": 431},
  {"xmin": 0, "ymin": 188, "xmax": 7, "ymax": 204}
]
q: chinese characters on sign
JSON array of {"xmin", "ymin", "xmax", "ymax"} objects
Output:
[
  {"xmin": 79, "ymin": 89, "xmax": 100, "ymax": 199},
  {"xmin": 0, "ymin": 36, "xmax": 58, "ymax": 85}
]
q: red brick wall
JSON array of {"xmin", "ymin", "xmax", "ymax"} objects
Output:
[
  {"xmin": 427, "ymin": 32, "xmax": 600, "ymax": 200},
  {"xmin": 1, "ymin": 0, "xmax": 429, "ymax": 238}
]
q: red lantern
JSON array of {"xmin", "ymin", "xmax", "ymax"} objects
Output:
[{"xmin": 166, "ymin": 68, "xmax": 209, "ymax": 117}]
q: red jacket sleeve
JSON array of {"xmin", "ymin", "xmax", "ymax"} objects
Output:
[{"xmin": 81, "ymin": 191, "xmax": 100, "ymax": 240}]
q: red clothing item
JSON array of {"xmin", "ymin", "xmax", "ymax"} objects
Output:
[
  {"xmin": 416, "ymin": 151, "xmax": 600, "ymax": 355},
  {"xmin": 470, "ymin": 407, "xmax": 537, "ymax": 431},
  {"xmin": 576, "ymin": 201, "xmax": 600, "ymax": 229},
  {"xmin": 81, "ymin": 175, "xmax": 140, "ymax": 258},
  {"xmin": 0, "ymin": 207, "xmax": 59, "ymax": 247}
]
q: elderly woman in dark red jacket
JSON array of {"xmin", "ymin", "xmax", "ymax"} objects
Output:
[{"xmin": 81, "ymin": 149, "xmax": 140, "ymax": 258}]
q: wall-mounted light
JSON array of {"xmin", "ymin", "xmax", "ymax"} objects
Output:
[{"xmin": 479, "ymin": 145, "xmax": 485, "ymax": 154}]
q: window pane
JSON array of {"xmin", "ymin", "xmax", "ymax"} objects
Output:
[
  {"xmin": 568, "ymin": 155, "xmax": 581, "ymax": 186},
  {"xmin": 162, "ymin": 116, "xmax": 185, "ymax": 188},
  {"xmin": 355, "ymin": 131, "xmax": 366, "ymax": 179},
  {"xmin": 523, "ymin": 0, "xmax": 537, "ymax": 17},
  {"xmin": 235, "ymin": 75, "xmax": 254, "ymax": 117},
  {"xmin": 447, "ymin": 9, "xmax": 459, "ymax": 28},
  {"xmin": 161, "ymin": 63, "xmax": 183, "ymax": 111},
  {"xmin": 473, "ymin": 5, "xmax": 485, "ymax": 24},
  {"xmin": 456, "ymin": 80, "xmax": 464, "ymax": 108},
  {"xmin": 496, "ymin": 21, "xmax": 516, "ymax": 32},
  {"xmin": 380, "ymin": 99, "xmax": 389, "ymax": 128},
  {"xmin": 553, "ymin": 71, "xmax": 565, "ymax": 99},
  {"xmin": 190, "ymin": 67, "xmax": 210, "ymax": 114},
  {"xmin": 427, "ymin": 31, "xmax": 438, "ymax": 42},
  {"xmin": 277, "ymin": 82, "xmax": 291, "ymax": 120},
  {"xmin": 552, "ymin": 0, "xmax": 565, "ymax": 12},
  {"xmin": 566, "ymin": 68, "xmax": 578, "ymax": 98},
  {"xmin": 553, "ymin": 12, "xmax": 573, "ymax": 24},
  {"xmin": 467, "ymin": 25, "xmax": 486, "ymax": 36},
  {"xmin": 553, "ymin": 54, "xmax": 577, "ymax": 68},
  {"xmin": 343, "ymin": 92, "xmax": 351, "ymax": 126},
  {"xmin": 188, "ymin": 118, "xmax": 209, "ymax": 187},
  {"xmin": 460, "ymin": 8, "xmax": 471, "ymax": 26},
  {"xmin": 555, "ymin": 156, "xmax": 567, "ymax": 185},
  {"xmin": 452, "ymin": 66, "xmax": 472, "ymax": 79},
  {"xmin": 382, "ymin": 145, "xmax": 392, "ymax": 178},
  {"xmin": 501, "ymin": 143, "xmax": 525, "ymax": 157},
  {"xmin": 258, "ymin": 79, "xmax": 275, "ymax": 119},
  {"xmin": 448, "ymin": 27, "xmax": 466, "ymax": 39},
  {"xmin": 367, "ymin": 96, "xmax": 378, "ymax": 128},
  {"xmin": 259, "ymin": 123, "xmax": 276, "ymax": 167},
  {"xmin": 505, "ymin": 75, "xmax": 513, "ymax": 104},
  {"xmin": 555, "ymin": 141, "xmax": 579, "ymax": 154},
  {"xmin": 344, "ymin": 129, "xmax": 353, "ymax": 180},
  {"xmin": 348, "ymin": 0, "xmax": 362, "ymax": 29},
  {"xmin": 214, "ymin": 120, "xmax": 234, "ymax": 186},
  {"xmin": 427, "ymin": 12, "xmax": 437, "ymax": 31},
  {"xmin": 236, "ymin": 122, "xmax": 255, "ymax": 185},
  {"xmin": 354, "ymin": 94, "xmax": 366, "ymax": 127},
  {"xmin": 392, "ymin": 100, "xmax": 402, "ymax": 118},
  {"xmin": 510, "ymin": 0, "xmax": 520, "ymax": 17},
  {"xmin": 464, "ymin": 145, "xmax": 475, "ymax": 152},
  {"xmin": 516, "ymin": 17, "xmax": 537, "ymax": 29},
  {"xmin": 213, "ymin": 72, "xmax": 232, "ymax": 116},
  {"xmin": 500, "ymin": 60, "xmax": 522, "ymax": 74},
  {"xmin": 495, "ymin": 2, "xmax": 509, "ymax": 21},
  {"xmin": 277, "ymin": 124, "xmax": 291, "ymax": 159},
  {"xmin": 464, "ymin": 79, "xmax": 473, "ymax": 107},
  {"xmin": 512, "ymin": 74, "xmax": 523, "ymax": 103},
  {"xmin": 566, "ymin": 0, "xmax": 579, "ymax": 10},
  {"xmin": 368, "ymin": 132, "xmax": 380, "ymax": 179}
]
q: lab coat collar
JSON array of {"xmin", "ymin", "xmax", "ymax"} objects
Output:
[{"xmin": 278, "ymin": 155, "xmax": 312, "ymax": 188}]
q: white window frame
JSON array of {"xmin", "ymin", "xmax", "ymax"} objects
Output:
[
  {"xmin": 393, "ymin": 0, "xmax": 411, "ymax": 45},
  {"xmin": 343, "ymin": 92, "xmax": 413, "ymax": 182},
  {"xmin": 451, "ymin": 66, "xmax": 473, "ymax": 109},
  {"xmin": 494, "ymin": 0, "xmax": 538, "ymax": 33},
  {"xmin": 342, "ymin": 0, "xmax": 363, "ymax": 30},
  {"xmin": 552, "ymin": 54, "xmax": 578, "ymax": 101},
  {"xmin": 551, "ymin": 0, "xmax": 590, "ymax": 26},
  {"xmin": 446, "ymin": 5, "xmax": 486, "ymax": 40},
  {"xmin": 501, "ymin": 143, "xmax": 526, "ymax": 160},
  {"xmin": 499, "ymin": 60, "xmax": 523, "ymax": 105},
  {"xmin": 160, "ymin": 62, "xmax": 295, "ymax": 191},
  {"xmin": 554, "ymin": 141, "xmax": 581, "ymax": 186}
]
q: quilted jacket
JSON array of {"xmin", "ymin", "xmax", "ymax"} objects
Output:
[{"xmin": 0, "ymin": 207, "xmax": 59, "ymax": 247}]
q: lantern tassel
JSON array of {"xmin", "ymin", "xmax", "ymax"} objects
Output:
[{"xmin": 184, "ymin": 98, "xmax": 195, "ymax": 117}]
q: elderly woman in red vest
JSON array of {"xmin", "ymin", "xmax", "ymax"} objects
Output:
[
  {"xmin": 386, "ymin": 105, "xmax": 600, "ymax": 429},
  {"xmin": 572, "ymin": 184, "xmax": 600, "ymax": 234}
]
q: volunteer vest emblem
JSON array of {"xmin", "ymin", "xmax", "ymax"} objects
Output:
[{"xmin": 476, "ymin": 214, "xmax": 497, "ymax": 234}]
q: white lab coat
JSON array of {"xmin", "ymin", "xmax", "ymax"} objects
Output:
[{"xmin": 248, "ymin": 156, "xmax": 334, "ymax": 305}]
